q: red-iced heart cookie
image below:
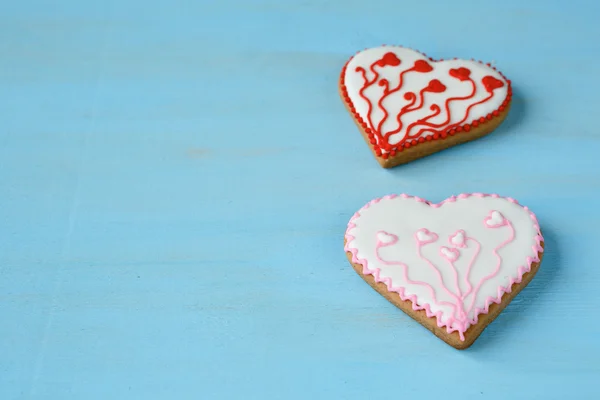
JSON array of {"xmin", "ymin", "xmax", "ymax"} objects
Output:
[
  {"xmin": 339, "ymin": 46, "xmax": 512, "ymax": 168},
  {"xmin": 344, "ymin": 193, "xmax": 544, "ymax": 349}
]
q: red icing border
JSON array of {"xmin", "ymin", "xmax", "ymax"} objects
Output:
[{"xmin": 340, "ymin": 45, "xmax": 513, "ymax": 160}]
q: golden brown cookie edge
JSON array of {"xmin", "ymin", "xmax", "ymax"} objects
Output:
[
  {"xmin": 338, "ymin": 84, "xmax": 512, "ymax": 168},
  {"xmin": 344, "ymin": 239, "xmax": 543, "ymax": 349}
]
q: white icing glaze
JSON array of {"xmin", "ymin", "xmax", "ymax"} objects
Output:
[
  {"xmin": 343, "ymin": 46, "xmax": 508, "ymax": 149},
  {"xmin": 345, "ymin": 195, "xmax": 542, "ymax": 334}
]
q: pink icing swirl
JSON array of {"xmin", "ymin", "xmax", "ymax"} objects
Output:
[
  {"xmin": 344, "ymin": 193, "xmax": 544, "ymax": 341},
  {"xmin": 375, "ymin": 231, "xmax": 458, "ymax": 316}
]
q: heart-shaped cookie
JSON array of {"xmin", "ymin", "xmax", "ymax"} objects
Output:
[
  {"xmin": 340, "ymin": 46, "xmax": 512, "ymax": 168},
  {"xmin": 344, "ymin": 193, "xmax": 544, "ymax": 349}
]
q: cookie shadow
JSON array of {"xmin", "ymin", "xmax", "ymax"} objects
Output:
[
  {"xmin": 379, "ymin": 86, "xmax": 527, "ymax": 173},
  {"xmin": 464, "ymin": 225, "xmax": 560, "ymax": 352}
]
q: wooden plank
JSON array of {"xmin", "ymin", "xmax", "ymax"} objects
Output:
[{"xmin": 0, "ymin": 0, "xmax": 598, "ymax": 398}]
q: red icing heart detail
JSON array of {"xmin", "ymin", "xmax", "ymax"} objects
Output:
[
  {"xmin": 413, "ymin": 60, "xmax": 433, "ymax": 73},
  {"xmin": 342, "ymin": 46, "xmax": 511, "ymax": 161},
  {"xmin": 425, "ymin": 79, "xmax": 446, "ymax": 93},
  {"xmin": 482, "ymin": 76, "xmax": 504, "ymax": 92},
  {"xmin": 376, "ymin": 52, "xmax": 401, "ymax": 67},
  {"xmin": 449, "ymin": 67, "xmax": 471, "ymax": 81}
]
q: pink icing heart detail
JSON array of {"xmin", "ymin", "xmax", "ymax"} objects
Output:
[
  {"xmin": 440, "ymin": 246, "xmax": 460, "ymax": 261},
  {"xmin": 414, "ymin": 228, "xmax": 438, "ymax": 245},
  {"xmin": 449, "ymin": 230, "xmax": 467, "ymax": 248},
  {"xmin": 484, "ymin": 210, "xmax": 507, "ymax": 228},
  {"xmin": 376, "ymin": 231, "xmax": 398, "ymax": 246},
  {"xmin": 344, "ymin": 193, "xmax": 545, "ymax": 347}
]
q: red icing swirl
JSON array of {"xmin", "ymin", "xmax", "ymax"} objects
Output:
[{"xmin": 342, "ymin": 48, "xmax": 512, "ymax": 156}]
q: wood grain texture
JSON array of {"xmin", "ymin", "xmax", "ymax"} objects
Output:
[{"xmin": 0, "ymin": 0, "xmax": 599, "ymax": 399}]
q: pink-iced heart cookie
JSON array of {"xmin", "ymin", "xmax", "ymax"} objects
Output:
[
  {"xmin": 339, "ymin": 46, "xmax": 512, "ymax": 168},
  {"xmin": 344, "ymin": 193, "xmax": 544, "ymax": 349}
]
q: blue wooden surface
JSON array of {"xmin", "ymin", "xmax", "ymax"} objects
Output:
[{"xmin": 1, "ymin": 0, "xmax": 599, "ymax": 398}]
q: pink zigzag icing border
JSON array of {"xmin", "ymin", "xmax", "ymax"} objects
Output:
[{"xmin": 343, "ymin": 193, "xmax": 544, "ymax": 340}]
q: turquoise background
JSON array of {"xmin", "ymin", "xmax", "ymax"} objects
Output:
[{"xmin": 1, "ymin": 0, "xmax": 598, "ymax": 398}]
